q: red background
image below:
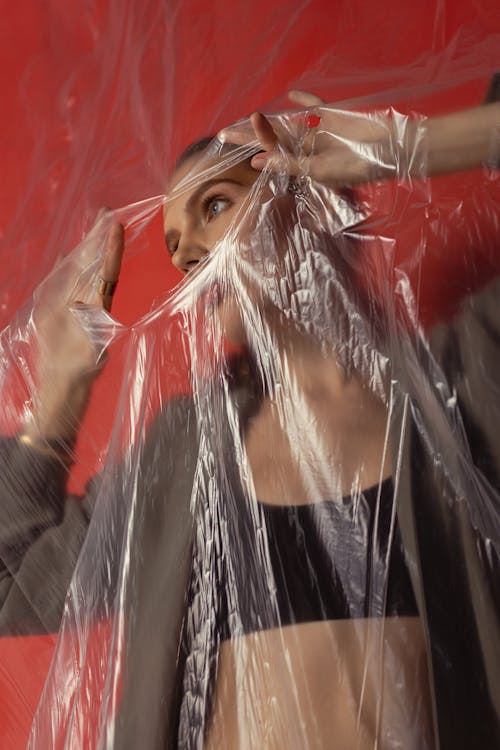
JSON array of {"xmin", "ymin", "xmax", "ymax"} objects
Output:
[{"xmin": 0, "ymin": 0, "xmax": 499, "ymax": 745}]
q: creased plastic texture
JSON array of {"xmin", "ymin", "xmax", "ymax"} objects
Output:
[{"xmin": 1, "ymin": 3, "xmax": 500, "ymax": 750}]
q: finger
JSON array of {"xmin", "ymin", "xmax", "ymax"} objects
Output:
[
  {"xmin": 250, "ymin": 112, "xmax": 278, "ymax": 152},
  {"xmin": 288, "ymin": 89, "xmax": 325, "ymax": 107},
  {"xmin": 218, "ymin": 124, "xmax": 256, "ymax": 146},
  {"xmin": 250, "ymin": 150, "xmax": 302, "ymax": 177},
  {"xmin": 102, "ymin": 223, "xmax": 125, "ymax": 280},
  {"xmin": 95, "ymin": 223, "xmax": 125, "ymax": 311},
  {"xmin": 95, "ymin": 205, "xmax": 112, "ymax": 223}
]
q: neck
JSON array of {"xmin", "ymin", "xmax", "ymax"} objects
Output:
[
  {"xmin": 267, "ymin": 323, "xmax": 354, "ymax": 402},
  {"xmin": 244, "ymin": 324, "xmax": 392, "ymax": 503}
]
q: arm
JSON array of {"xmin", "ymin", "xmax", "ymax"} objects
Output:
[
  {"xmin": 0, "ymin": 437, "xmax": 97, "ymax": 635},
  {"xmin": 398, "ymin": 274, "xmax": 500, "ymax": 748},
  {"xmin": 0, "ymin": 219, "xmax": 125, "ymax": 635},
  {"xmin": 425, "ymin": 101, "xmax": 500, "ymax": 177},
  {"xmin": 219, "ymin": 79, "xmax": 500, "ymax": 186},
  {"xmin": 429, "ymin": 273, "xmax": 500, "ymax": 491}
]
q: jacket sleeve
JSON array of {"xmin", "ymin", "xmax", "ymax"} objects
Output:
[
  {"xmin": 0, "ymin": 394, "xmax": 198, "ymax": 641},
  {"xmin": 0, "ymin": 437, "xmax": 98, "ymax": 635},
  {"xmin": 407, "ymin": 273, "xmax": 500, "ymax": 748},
  {"xmin": 429, "ymin": 273, "xmax": 500, "ymax": 493}
]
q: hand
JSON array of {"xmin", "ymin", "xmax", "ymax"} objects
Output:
[
  {"xmin": 219, "ymin": 90, "xmax": 411, "ymax": 189},
  {"xmin": 24, "ymin": 216, "xmax": 125, "ymax": 449}
]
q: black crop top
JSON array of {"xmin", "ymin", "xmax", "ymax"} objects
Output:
[{"xmin": 216, "ymin": 478, "xmax": 419, "ymax": 641}]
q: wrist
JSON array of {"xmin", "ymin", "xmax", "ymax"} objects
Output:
[
  {"xmin": 26, "ymin": 378, "xmax": 93, "ymax": 449},
  {"xmin": 366, "ymin": 111, "xmax": 427, "ymax": 183},
  {"xmin": 388, "ymin": 110, "xmax": 427, "ymax": 182},
  {"xmin": 18, "ymin": 430, "xmax": 75, "ymax": 466}
]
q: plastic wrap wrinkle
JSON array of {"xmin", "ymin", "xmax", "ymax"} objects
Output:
[{"xmin": 1, "ymin": 7, "xmax": 500, "ymax": 749}]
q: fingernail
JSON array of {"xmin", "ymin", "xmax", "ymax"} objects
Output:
[
  {"xmin": 251, "ymin": 155, "xmax": 267, "ymax": 169},
  {"xmin": 305, "ymin": 114, "xmax": 321, "ymax": 129}
]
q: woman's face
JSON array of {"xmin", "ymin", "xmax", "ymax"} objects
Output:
[{"xmin": 163, "ymin": 157, "xmax": 258, "ymax": 275}]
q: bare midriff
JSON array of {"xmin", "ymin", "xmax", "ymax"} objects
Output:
[{"xmin": 204, "ymin": 617, "xmax": 434, "ymax": 750}]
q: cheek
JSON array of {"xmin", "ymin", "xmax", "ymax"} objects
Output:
[{"xmin": 207, "ymin": 206, "xmax": 240, "ymax": 246}]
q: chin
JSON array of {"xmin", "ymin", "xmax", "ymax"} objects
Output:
[{"xmin": 216, "ymin": 295, "xmax": 248, "ymax": 347}]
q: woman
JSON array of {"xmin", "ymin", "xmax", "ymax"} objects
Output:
[{"xmin": 1, "ymin": 88, "xmax": 500, "ymax": 749}]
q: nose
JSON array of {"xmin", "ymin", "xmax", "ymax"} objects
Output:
[{"xmin": 171, "ymin": 229, "xmax": 209, "ymax": 274}]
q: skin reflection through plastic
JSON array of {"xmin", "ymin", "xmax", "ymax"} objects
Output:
[{"xmin": 162, "ymin": 151, "xmax": 432, "ymax": 749}]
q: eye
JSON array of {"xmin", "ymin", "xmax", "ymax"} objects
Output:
[{"xmin": 203, "ymin": 195, "xmax": 232, "ymax": 221}]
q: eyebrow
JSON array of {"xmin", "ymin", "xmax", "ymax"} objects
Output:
[{"xmin": 164, "ymin": 178, "xmax": 245, "ymax": 250}]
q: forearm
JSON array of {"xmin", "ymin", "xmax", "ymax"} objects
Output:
[
  {"xmin": 0, "ymin": 435, "xmax": 97, "ymax": 634},
  {"xmin": 423, "ymin": 101, "xmax": 500, "ymax": 177},
  {"xmin": 0, "ymin": 483, "xmax": 93, "ymax": 636},
  {"xmin": 0, "ymin": 436, "xmax": 69, "ymax": 563}
]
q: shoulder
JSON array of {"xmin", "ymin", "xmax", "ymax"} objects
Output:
[{"xmin": 429, "ymin": 273, "xmax": 500, "ymax": 370}]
